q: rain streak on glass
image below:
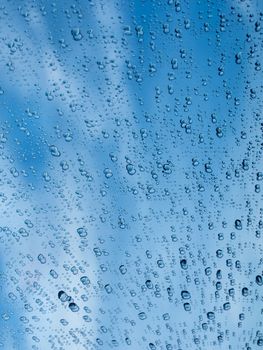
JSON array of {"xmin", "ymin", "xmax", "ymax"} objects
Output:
[{"xmin": 0, "ymin": 0, "xmax": 263, "ymax": 350}]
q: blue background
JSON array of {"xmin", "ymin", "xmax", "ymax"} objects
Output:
[{"xmin": 0, "ymin": 0, "xmax": 263, "ymax": 349}]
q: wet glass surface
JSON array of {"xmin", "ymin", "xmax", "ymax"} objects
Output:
[{"xmin": 0, "ymin": 1, "xmax": 263, "ymax": 349}]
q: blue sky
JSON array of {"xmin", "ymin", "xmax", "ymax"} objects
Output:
[{"xmin": 0, "ymin": 0, "xmax": 263, "ymax": 349}]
